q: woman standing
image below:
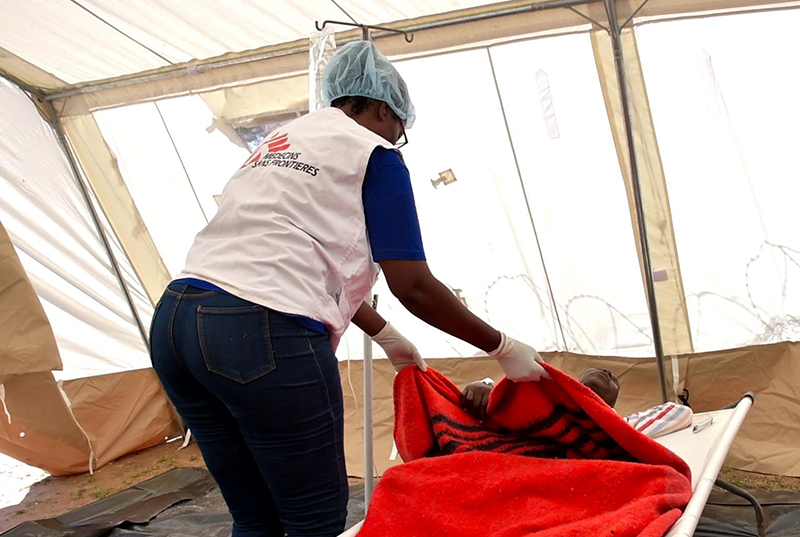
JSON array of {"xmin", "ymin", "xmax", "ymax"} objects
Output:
[{"xmin": 150, "ymin": 41, "xmax": 547, "ymax": 537}]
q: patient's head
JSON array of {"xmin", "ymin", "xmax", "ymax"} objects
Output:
[
  {"xmin": 579, "ymin": 368, "xmax": 620, "ymax": 407},
  {"xmin": 462, "ymin": 367, "xmax": 622, "ymax": 420}
]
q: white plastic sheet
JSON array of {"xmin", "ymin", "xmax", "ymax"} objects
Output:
[{"xmin": 309, "ymin": 27, "xmax": 337, "ymax": 112}]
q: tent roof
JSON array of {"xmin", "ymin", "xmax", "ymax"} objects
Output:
[
  {"xmin": 3, "ymin": 0, "xmax": 798, "ymax": 100},
  {"xmin": 0, "ymin": 0, "xmax": 506, "ymax": 88}
]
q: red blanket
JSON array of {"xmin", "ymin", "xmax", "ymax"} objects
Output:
[{"xmin": 358, "ymin": 365, "xmax": 692, "ymax": 537}]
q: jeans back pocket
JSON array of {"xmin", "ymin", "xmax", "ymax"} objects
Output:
[{"xmin": 197, "ymin": 305, "xmax": 276, "ymax": 383}]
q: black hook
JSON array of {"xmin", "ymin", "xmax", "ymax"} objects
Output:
[{"xmin": 314, "ymin": 20, "xmax": 414, "ymax": 43}]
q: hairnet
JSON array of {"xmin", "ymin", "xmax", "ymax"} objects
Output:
[{"xmin": 323, "ymin": 41, "xmax": 416, "ymax": 128}]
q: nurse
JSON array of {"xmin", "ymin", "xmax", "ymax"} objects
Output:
[{"xmin": 149, "ymin": 41, "xmax": 547, "ymax": 537}]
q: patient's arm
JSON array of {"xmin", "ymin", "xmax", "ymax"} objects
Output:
[{"xmin": 461, "ymin": 379, "xmax": 495, "ymax": 421}]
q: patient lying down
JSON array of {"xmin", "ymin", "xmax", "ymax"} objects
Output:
[{"xmin": 462, "ymin": 368, "xmax": 692, "ymax": 439}]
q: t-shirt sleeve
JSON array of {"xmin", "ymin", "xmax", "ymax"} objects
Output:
[{"xmin": 362, "ymin": 147, "xmax": 426, "ymax": 262}]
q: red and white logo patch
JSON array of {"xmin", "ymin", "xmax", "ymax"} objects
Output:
[
  {"xmin": 239, "ymin": 131, "xmax": 292, "ymax": 169},
  {"xmin": 265, "ymin": 131, "xmax": 290, "ymax": 152}
]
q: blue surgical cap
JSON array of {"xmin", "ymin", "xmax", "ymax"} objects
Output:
[{"xmin": 323, "ymin": 41, "xmax": 416, "ymax": 128}]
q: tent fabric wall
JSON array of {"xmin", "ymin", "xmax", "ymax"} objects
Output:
[
  {"xmin": 359, "ymin": 47, "xmax": 562, "ymax": 358},
  {"xmin": 0, "ymin": 368, "xmax": 182, "ymax": 476},
  {"xmin": 0, "ymin": 371, "xmax": 94, "ymax": 476},
  {"xmin": 199, "ymin": 75, "xmax": 309, "ymax": 124},
  {"xmin": 62, "ymin": 368, "xmax": 183, "ymax": 472},
  {"xmin": 47, "ymin": 9, "xmax": 595, "ymax": 118},
  {"xmin": 341, "ymin": 342, "xmax": 800, "ymax": 478},
  {"xmin": 2, "ymin": 0, "xmax": 797, "ymax": 93},
  {"xmin": 89, "ymin": 102, "xmax": 210, "ymax": 276},
  {"xmin": 0, "ymin": 76, "xmax": 182, "ymax": 474},
  {"xmin": 82, "ymin": 180, "xmax": 157, "ymax": 345},
  {"xmin": 54, "ymin": 49, "xmax": 313, "ymax": 119},
  {"xmin": 0, "ymin": 222, "xmax": 62, "ymax": 377},
  {"xmin": 683, "ymin": 342, "xmax": 800, "ymax": 476}
]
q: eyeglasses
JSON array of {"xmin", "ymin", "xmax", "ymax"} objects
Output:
[{"xmin": 395, "ymin": 122, "xmax": 408, "ymax": 150}]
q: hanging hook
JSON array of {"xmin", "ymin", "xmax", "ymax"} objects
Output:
[{"xmin": 314, "ymin": 20, "xmax": 414, "ymax": 43}]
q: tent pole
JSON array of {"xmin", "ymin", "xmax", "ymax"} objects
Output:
[
  {"xmin": 43, "ymin": 0, "xmax": 603, "ymax": 103},
  {"xmin": 486, "ymin": 48, "xmax": 568, "ymax": 349},
  {"xmin": 363, "ymin": 315, "xmax": 375, "ymax": 508},
  {"xmin": 42, "ymin": 99, "xmax": 151, "ymax": 352},
  {"xmin": 603, "ymin": 0, "xmax": 669, "ymax": 403}
]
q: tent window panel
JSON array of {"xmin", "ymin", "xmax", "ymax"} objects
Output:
[
  {"xmin": 93, "ymin": 103, "xmax": 210, "ymax": 276},
  {"xmin": 154, "ymin": 95, "xmax": 251, "ymax": 221},
  {"xmin": 490, "ymin": 33, "xmax": 653, "ymax": 357},
  {"xmin": 0, "ymin": 78, "xmax": 149, "ymax": 380},
  {"xmin": 637, "ymin": 10, "xmax": 800, "ymax": 352}
]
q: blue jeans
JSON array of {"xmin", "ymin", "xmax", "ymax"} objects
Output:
[{"xmin": 150, "ymin": 283, "xmax": 347, "ymax": 537}]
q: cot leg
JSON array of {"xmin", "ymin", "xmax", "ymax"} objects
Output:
[{"xmin": 714, "ymin": 478, "xmax": 766, "ymax": 537}]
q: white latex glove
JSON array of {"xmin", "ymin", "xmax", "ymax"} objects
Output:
[
  {"xmin": 372, "ymin": 322, "xmax": 428, "ymax": 373},
  {"xmin": 489, "ymin": 333, "xmax": 550, "ymax": 382}
]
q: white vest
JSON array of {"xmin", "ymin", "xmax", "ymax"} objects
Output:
[{"xmin": 179, "ymin": 108, "xmax": 394, "ymax": 350}]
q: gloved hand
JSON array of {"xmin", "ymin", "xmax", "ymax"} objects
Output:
[
  {"xmin": 372, "ymin": 322, "xmax": 428, "ymax": 373},
  {"xmin": 489, "ymin": 332, "xmax": 550, "ymax": 382}
]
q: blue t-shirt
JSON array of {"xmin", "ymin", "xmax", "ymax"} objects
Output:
[
  {"xmin": 362, "ymin": 147, "xmax": 426, "ymax": 262},
  {"xmin": 173, "ymin": 146, "xmax": 426, "ymax": 334}
]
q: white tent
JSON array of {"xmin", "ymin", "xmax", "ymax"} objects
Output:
[{"xmin": 1, "ymin": 0, "xmax": 799, "ymax": 477}]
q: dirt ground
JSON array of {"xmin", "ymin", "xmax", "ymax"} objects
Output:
[
  {"xmin": 719, "ymin": 466, "xmax": 800, "ymax": 493},
  {"xmin": 2, "ymin": 443, "xmax": 800, "ymax": 533}
]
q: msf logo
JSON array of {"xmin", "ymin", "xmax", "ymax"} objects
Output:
[{"xmin": 240, "ymin": 131, "xmax": 291, "ymax": 168}]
